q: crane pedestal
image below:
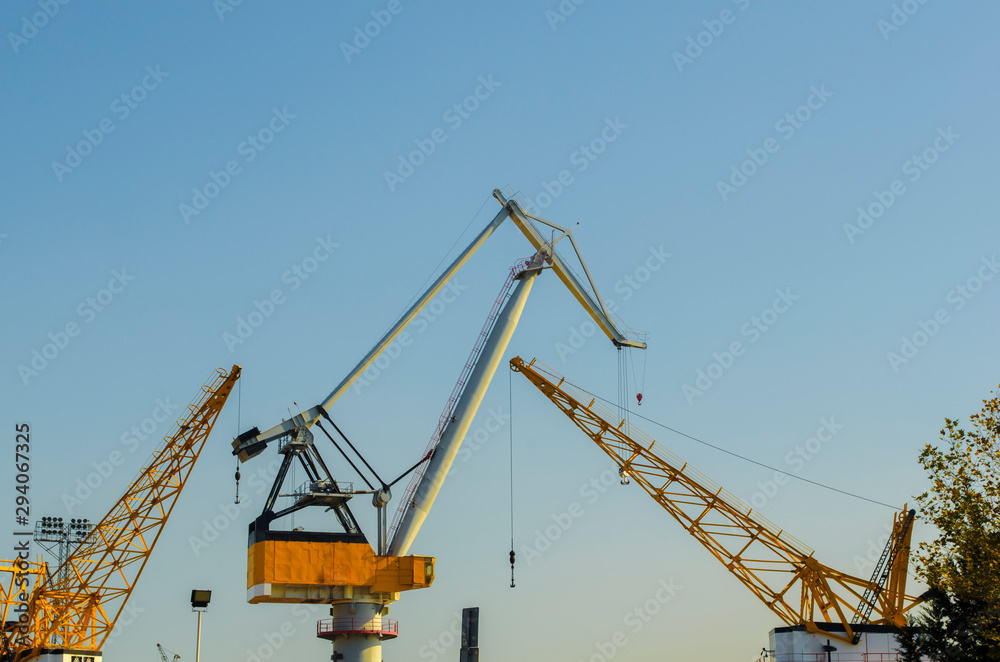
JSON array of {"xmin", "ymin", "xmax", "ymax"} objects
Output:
[
  {"xmin": 25, "ymin": 651, "xmax": 101, "ymax": 662},
  {"xmin": 769, "ymin": 623, "xmax": 901, "ymax": 659},
  {"xmin": 317, "ymin": 601, "xmax": 397, "ymax": 662}
]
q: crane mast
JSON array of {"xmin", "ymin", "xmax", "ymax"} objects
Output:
[
  {"xmin": 1, "ymin": 366, "xmax": 240, "ymax": 662},
  {"xmin": 229, "ymin": 191, "xmax": 646, "ymax": 662},
  {"xmin": 510, "ymin": 356, "xmax": 922, "ymax": 645}
]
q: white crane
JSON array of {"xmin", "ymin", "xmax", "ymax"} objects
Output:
[{"xmin": 231, "ymin": 189, "xmax": 647, "ymax": 662}]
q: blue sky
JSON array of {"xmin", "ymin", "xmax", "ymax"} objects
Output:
[{"xmin": 2, "ymin": 2, "xmax": 999, "ymax": 660}]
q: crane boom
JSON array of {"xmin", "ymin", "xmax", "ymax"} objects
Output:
[
  {"xmin": 7, "ymin": 366, "xmax": 241, "ymax": 660},
  {"xmin": 510, "ymin": 356, "xmax": 922, "ymax": 645},
  {"xmin": 497, "ymin": 191, "xmax": 644, "ymax": 350},
  {"xmin": 231, "ymin": 189, "xmax": 644, "ymax": 465},
  {"xmin": 320, "ymin": 203, "xmax": 512, "ymax": 413}
]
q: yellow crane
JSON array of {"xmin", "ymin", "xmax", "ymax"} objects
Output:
[
  {"xmin": 0, "ymin": 366, "xmax": 240, "ymax": 662},
  {"xmin": 510, "ymin": 356, "xmax": 922, "ymax": 645}
]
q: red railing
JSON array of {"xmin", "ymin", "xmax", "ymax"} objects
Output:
[
  {"xmin": 316, "ymin": 617, "xmax": 398, "ymax": 639},
  {"xmin": 765, "ymin": 654, "xmax": 901, "ymax": 662}
]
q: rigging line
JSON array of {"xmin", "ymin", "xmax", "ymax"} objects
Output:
[
  {"xmin": 622, "ymin": 347, "xmax": 632, "ymax": 438},
  {"xmin": 509, "ymin": 367, "xmax": 516, "ymax": 589},
  {"xmin": 619, "ymin": 350, "xmax": 625, "ymax": 436},
  {"xmin": 617, "ymin": 349, "xmax": 627, "ymax": 463},
  {"xmin": 394, "ymin": 195, "xmax": 492, "ymax": 330},
  {"xmin": 235, "ymin": 377, "xmax": 242, "ymax": 504},
  {"xmin": 509, "ymin": 367, "xmax": 514, "ymax": 547},
  {"xmin": 572, "ymin": 383, "xmax": 901, "ymax": 511},
  {"xmin": 641, "ymin": 346, "xmax": 648, "ymax": 392},
  {"xmin": 319, "ymin": 408, "xmax": 387, "ymax": 488},
  {"xmin": 314, "ymin": 419, "xmax": 376, "ymax": 491},
  {"xmin": 629, "ymin": 346, "xmax": 638, "ymax": 396},
  {"xmin": 361, "ymin": 195, "xmax": 492, "ymax": 357}
]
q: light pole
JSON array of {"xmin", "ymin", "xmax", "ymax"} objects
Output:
[{"xmin": 191, "ymin": 589, "xmax": 212, "ymax": 662}]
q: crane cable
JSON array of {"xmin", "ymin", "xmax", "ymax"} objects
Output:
[
  {"xmin": 387, "ymin": 195, "xmax": 491, "ymax": 339},
  {"xmin": 616, "ymin": 348, "xmax": 631, "ymax": 481},
  {"xmin": 573, "ymin": 382, "xmax": 901, "ymax": 511},
  {"xmin": 629, "ymin": 344, "xmax": 646, "ymax": 404},
  {"xmin": 234, "ymin": 376, "xmax": 242, "ymax": 505},
  {"xmin": 508, "ymin": 367, "xmax": 516, "ymax": 588}
]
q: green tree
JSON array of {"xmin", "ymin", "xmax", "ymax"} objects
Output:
[
  {"xmin": 902, "ymin": 385, "xmax": 1000, "ymax": 658},
  {"xmin": 896, "ymin": 586, "xmax": 999, "ymax": 661}
]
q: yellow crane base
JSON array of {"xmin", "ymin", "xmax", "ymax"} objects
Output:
[{"xmin": 247, "ymin": 528, "xmax": 433, "ymax": 604}]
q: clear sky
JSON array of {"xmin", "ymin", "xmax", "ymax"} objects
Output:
[{"xmin": 2, "ymin": 2, "xmax": 998, "ymax": 660}]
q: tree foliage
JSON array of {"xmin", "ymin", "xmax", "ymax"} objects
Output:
[
  {"xmin": 904, "ymin": 385, "xmax": 1000, "ymax": 657},
  {"xmin": 896, "ymin": 587, "xmax": 1000, "ymax": 661}
]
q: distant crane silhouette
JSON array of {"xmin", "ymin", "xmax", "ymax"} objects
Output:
[{"xmin": 157, "ymin": 643, "xmax": 181, "ymax": 661}]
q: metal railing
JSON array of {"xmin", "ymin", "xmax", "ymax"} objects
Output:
[
  {"xmin": 764, "ymin": 654, "xmax": 901, "ymax": 662},
  {"xmin": 316, "ymin": 617, "xmax": 398, "ymax": 638}
]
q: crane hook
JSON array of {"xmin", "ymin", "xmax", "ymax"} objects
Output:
[
  {"xmin": 636, "ymin": 393, "xmax": 643, "ymax": 406},
  {"xmin": 509, "ymin": 549, "xmax": 516, "ymax": 588},
  {"xmin": 234, "ymin": 464, "xmax": 241, "ymax": 505}
]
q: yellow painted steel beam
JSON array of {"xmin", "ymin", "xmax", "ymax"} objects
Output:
[
  {"xmin": 5, "ymin": 366, "xmax": 240, "ymax": 661},
  {"xmin": 510, "ymin": 356, "xmax": 922, "ymax": 644}
]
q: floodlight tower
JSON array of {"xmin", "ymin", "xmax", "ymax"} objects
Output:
[{"xmin": 33, "ymin": 517, "xmax": 92, "ymax": 584}]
